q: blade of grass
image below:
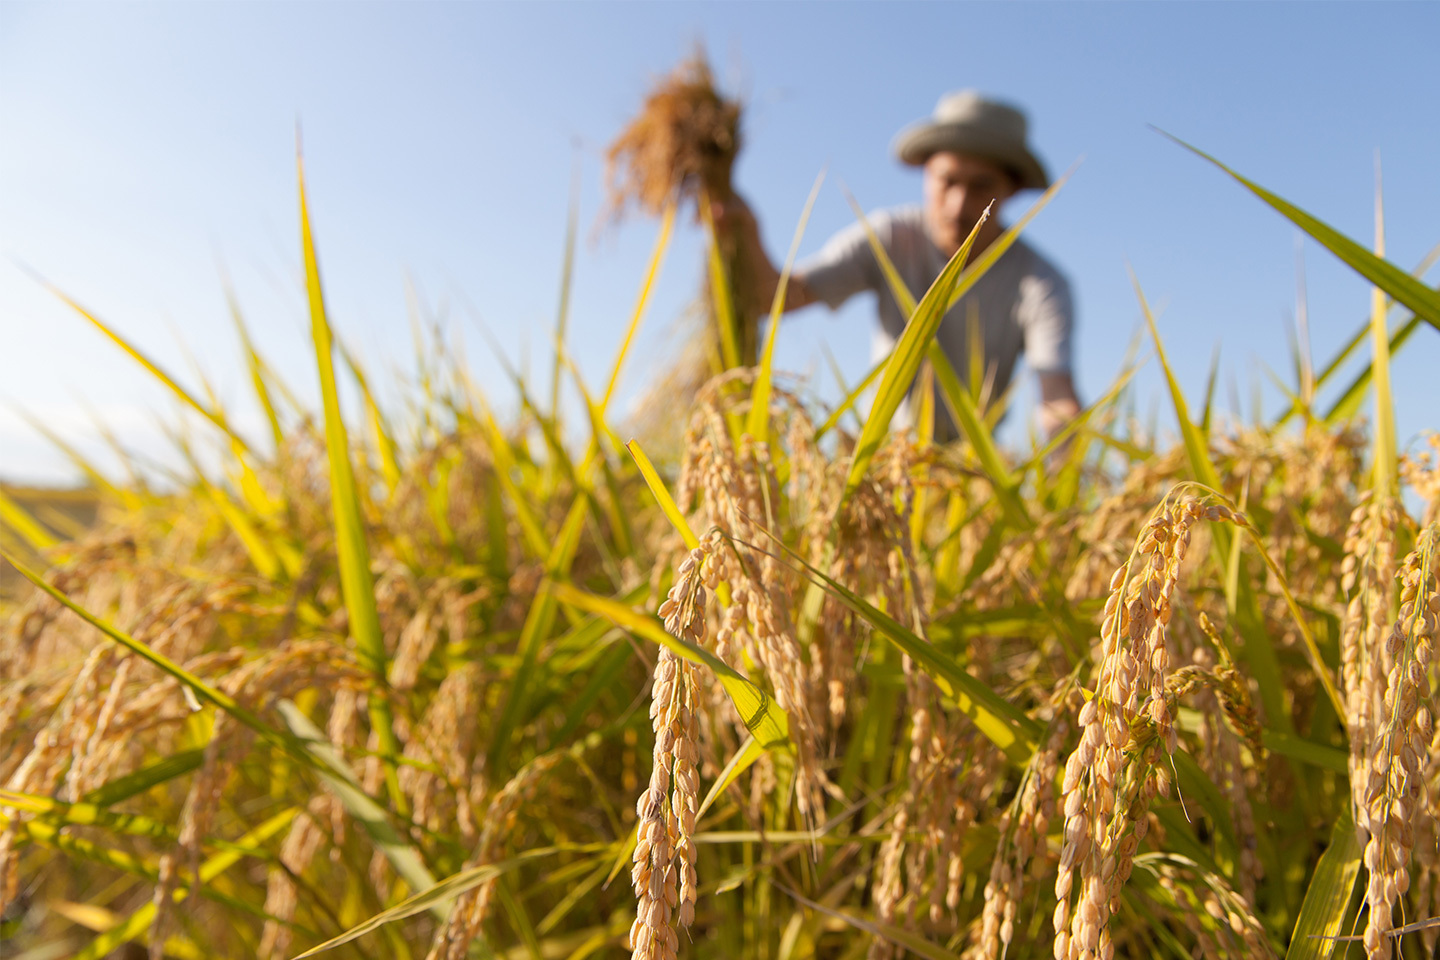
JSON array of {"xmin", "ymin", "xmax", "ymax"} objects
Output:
[
  {"xmin": 1368, "ymin": 157, "xmax": 1396, "ymax": 499},
  {"xmin": 699, "ymin": 192, "xmax": 742, "ymax": 372},
  {"xmin": 81, "ymin": 750, "xmax": 206, "ymax": 807},
  {"xmin": 485, "ymin": 495, "xmax": 589, "ymax": 773},
  {"xmin": 288, "ymin": 845, "xmax": 603, "ymax": 959},
  {"xmin": 549, "ymin": 582, "xmax": 790, "ymax": 750},
  {"xmin": 338, "ymin": 339, "xmax": 402, "ymax": 496},
  {"xmin": 0, "ymin": 487, "xmax": 58, "ymax": 551},
  {"xmin": 1284, "ymin": 813, "xmax": 1362, "ymax": 960},
  {"xmin": 838, "ymin": 170, "xmax": 1071, "ymax": 515},
  {"xmin": 841, "ymin": 206, "xmax": 988, "ymax": 504},
  {"xmin": 0, "ymin": 789, "xmax": 177, "ymax": 843},
  {"xmin": 1273, "ymin": 239, "xmax": 1438, "ymax": 427},
  {"xmin": 696, "ymin": 736, "xmax": 764, "ymax": 819},
  {"xmin": 740, "ymin": 531, "xmax": 1038, "ymax": 762},
  {"xmin": 29, "ymin": 271, "xmax": 253, "ymax": 454},
  {"xmin": 1131, "ymin": 268, "xmax": 1221, "ymax": 491},
  {"xmin": 296, "ymin": 149, "xmax": 403, "ymax": 810},
  {"xmin": 0, "ymin": 550, "xmax": 408, "ymax": 812},
  {"xmin": 223, "ymin": 276, "xmax": 285, "ymax": 453},
  {"xmin": 551, "ymin": 151, "xmax": 581, "ymax": 419},
  {"xmin": 72, "ymin": 807, "xmax": 298, "ymax": 960},
  {"xmin": 1323, "ymin": 316, "xmax": 1422, "ymax": 424},
  {"xmin": 927, "ymin": 344, "xmax": 1032, "ymax": 529},
  {"xmin": 603, "ymin": 200, "xmax": 676, "ymax": 413},
  {"xmin": 748, "ymin": 169, "xmax": 825, "ymax": 444},
  {"xmin": 776, "ymin": 883, "xmax": 965, "ymax": 960},
  {"xmin": 626, "ymin": 439, "xmax": 699, "ymax": 550},
  {"xmin": 275, "ymin": 702, "xmax": 438, "ymax": 908},
  {"xmin": 12, "ymin": 408, "xmax": 135, "ymax": 508},
  {"xmin": 1161, "ymin": 130, "xmax": 1440, "ymax": 332},
  {"xmin": 815, "ymin": 356, "xmax": 886, "ymax": 440}
]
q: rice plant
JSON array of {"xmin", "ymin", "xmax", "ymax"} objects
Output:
[{"xmin": 2, "ymin": 78, "xmax": 1439, "ymax": 960}]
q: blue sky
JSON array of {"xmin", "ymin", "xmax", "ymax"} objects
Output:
[{"xmin": 2, "ymin": 2, "xmax": 1437, "ymax": 485}]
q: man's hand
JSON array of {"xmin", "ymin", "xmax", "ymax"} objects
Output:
[
  {"xmin": 712, "ymin": 194, "xmax": 817, "ymax": 314},
  {"xmin": 1038, "ymin": 371, "xmax": 1081, "ymax": 441}
]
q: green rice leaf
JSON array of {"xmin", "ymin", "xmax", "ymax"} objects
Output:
[
  {"xmin": 1323, "ymin": 316, "xmax": 1422, "ymax": 425},
  {"xmin": 1260, "ymin": 730, "xmax": 1347, "ymax": 773},
  {"xmin": 276, "ymin": 702, "xmax": 438, "ymax": 911},
  {"xmin": 927, "ymin": 343, "xmax": 1031, "ymax": 528},
  {"xmin": 1163, "ymin": 132, "xmax": 1440, "ymax": 333},
  {"xmin": 2, "ymin": 549, "xmax": 313, "ymax": 756},
  {"xmin": 549, "ymin": 582, "xmax": 790, "ymax": 750},
  {"xmin": 12, "ymin": 408, "xmax": 135, "ymax": 508},
  {"xmin": 551, "ymin": 153, "xmax": 581, "ymax": 419},
  {"xmin": 627, "ymin": 438, "xmax": 699, "ymax": 550},
  {"xmin": 222, "ymin": 274, "xmax": 284, "ymax": 452},
  {"xmin": 840, "ymin": 168, "xmax": 1071, "ymax": 508},
  {"xmin": 38, "ymin": 278, "xmax": 252, "ymax": 453},
  {"xmin": 0, "ymin": 789, "xmax": 177, "ymax": 843},
  {"xmin": 776, "ymin": 883, "xmax": 965, "ymax": 960},
  {"xmin": 0, "ymin": 487, "xmax": 58, "ymax": 551},
  {"xmin": 700, "ymin": 193, "xmax": 742, "ymax": 372},
  {"xmin": 603, "ymin": 201, "xmax": 676, "ymax": 413},
  {"xmin": 81, "ymin": 749, "xmax": 205, "ymax": 807},
  {"xmin": 697, "ymin": 736, "xmax": 764, "ymax": 819},
  {"xmin": 338, "ymin": 339, "xmax": 402, "ymax": 495},
  {"xmin": 746, "ymin": 534, "xmax": 1038, "ymax": 762},
  {"xmin": 1275, "ymin": 242, "xmax": 1438, "ymax": 428},
  {"xmin": 815, "ymin": 356, "xmax": 885, "ymax": 440},
  {"xmin": 1367, "ymin": 170, "xmax": 1397, "ymax": 499},
  {"xmin": 748, "ymin": 169, "xmax": 825, "ymax": 445},
  {"xmin": 834, "ymin": 187, "xmax": 1034, "ymax": 522},
  {"xmin": 1131, "ymin": 270, "xmax": 1221, "ymax": 492},
  {"xmin": 72, "ymin": 806, "xmax": 298, "ymax": 960},
  {"xmin": 486, "ymin": 495, "xmax": 589, "ymax": 773},
  {"xmin": 1284, "ymin": 813, "xmax": 1362, "ymax": 960},
  {"xmin": 840, "ymin": 208, "xmax": 986, "ymax": 504},
  {"xmin": 288, "ymin": 845, "xmax": 601, "ymax": 959},
  {"xmin": 297, "ymin": 151, "xmax": 403, "ymax": 806}
]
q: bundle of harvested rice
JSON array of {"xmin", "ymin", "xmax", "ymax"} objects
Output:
[{"xmin": 606, "ymin": 48, "xmax": 758, "ymax": 438}]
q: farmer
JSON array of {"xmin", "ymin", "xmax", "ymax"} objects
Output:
[{"xmin": 719, "ymin": 90, "xmax": 1080, "ymax": 441}]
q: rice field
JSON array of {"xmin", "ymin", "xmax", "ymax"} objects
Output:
[{"xmin": 2, "ymin": 64, "xmax": 1440, "ymax": 960}]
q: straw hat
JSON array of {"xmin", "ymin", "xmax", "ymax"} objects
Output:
[{"xmin": 892, "ymin": 90, "xmax": 1049, "ymax": 190}]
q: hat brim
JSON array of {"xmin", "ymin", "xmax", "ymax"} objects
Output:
[{"xmin": 892, "ymin": 122, "xmax": 1049, "ymax": 191}]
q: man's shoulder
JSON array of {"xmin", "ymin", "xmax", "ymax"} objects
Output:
[
  {"xmin": 1007, "ymin": 237, "xmax": 1070, "ymax": 290},
  {"xmin": 871, "ymin": 204, "xmax": 925, "ymax": 237},
  {"xmin": 836, "ymin": 204, "xmax": 922, "ymax": 238}
]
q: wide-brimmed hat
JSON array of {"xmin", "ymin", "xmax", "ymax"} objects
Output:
[{"xmin": 892, "ymin": 90, "xmax": 1049, "ymax": 190}]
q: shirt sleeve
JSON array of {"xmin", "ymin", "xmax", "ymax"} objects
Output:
[
  {"xmin": 794, "ymin": 216, "xmax": 883, "ymax": 310},
  {"xmin": 1018, "ymin": 269, "xmax": 1074, "ymax": 375}
]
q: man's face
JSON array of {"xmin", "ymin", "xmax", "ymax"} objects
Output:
[{"xmin": 922, "ymin": 152, "xmax": 1018, "ymax": 255}]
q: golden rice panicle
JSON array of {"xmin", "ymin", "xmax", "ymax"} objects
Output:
[
  {"xmin": 1341, "ymin": 494, "xmax": 1404, "ymax": 818},
  {"xmin": 258, "ymin": 796, "xmax": 331, "ymax": 959},
  {"xmin": 426, "ymin": 752, "xmax": 563, "ymax": 960},
  {"xmin": 398, "ymin": 662, "xmax": 483, "ymax": 840},
  {"xmin": 1360, "ymin": 525, "xmax": 1439, "ymax": 960},
  {"xmin": 1148, "ymin": 857, "xmax": 1273, "ymax": 958},
  {"xmin": 632, "ymin": 542, "xmax": 712, "ymax": 960},
  {"xmin": 1054, "ymin": 495, "xmax": 1220, "ymax": 960},
  {"xmin": 681, "ymin": 382, "xmax": 828, "ymax": 824},
  {"xmin": 972, "ymin": 690, "xmax": 1073, "ymax": 960},
  {"xmin": 149, "ymin": 852, "xmax": 178, "ymax": 960},
  {"xmin": 1173, "ymin": 639, "xmax": 1266, "ymax": 903},
  {"xmin": 604, "ymin": 48, "xmax": 740, "ymax": 220}
]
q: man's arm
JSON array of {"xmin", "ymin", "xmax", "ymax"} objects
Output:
[
  {"xmin": 716, "ymin": 194, "xmax": 883, "ymax": 316},
  {"xmin": 1038, "ymin": 371, "xmax": 1081, "ymax": 440},
  {"xmin": 713, "ymin": 196, "xmax": 820, "ymax": 314}
]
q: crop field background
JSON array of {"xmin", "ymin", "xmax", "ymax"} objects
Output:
[{"xmin": 3, "ymin": 8, "xmax": 1440, "ymax": 960}]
